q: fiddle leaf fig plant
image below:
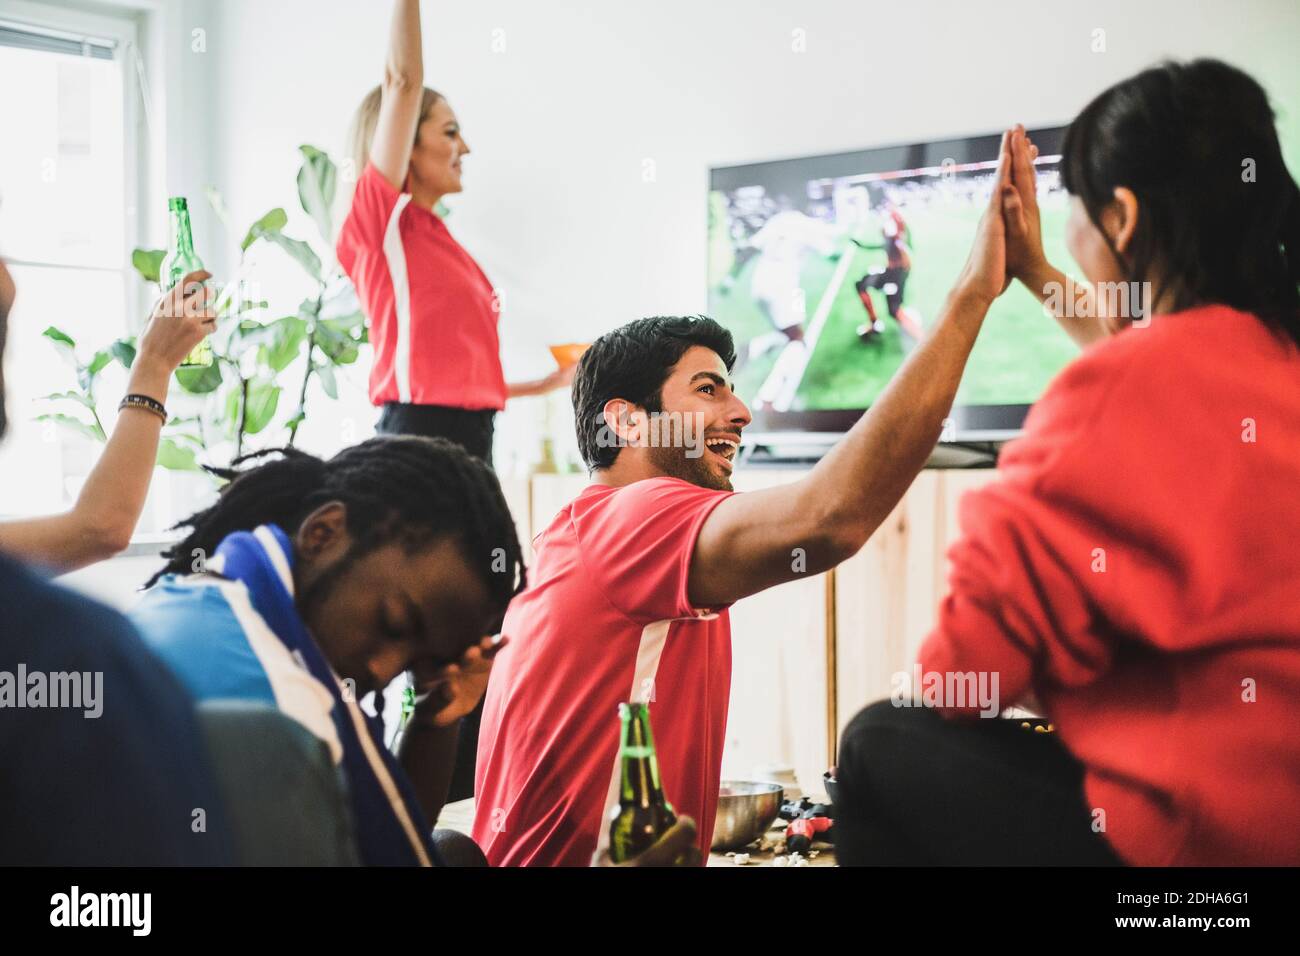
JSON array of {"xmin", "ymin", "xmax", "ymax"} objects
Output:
[{"xmin": 39, "ymin": 145, "xmax": 366, "ymax": 473}]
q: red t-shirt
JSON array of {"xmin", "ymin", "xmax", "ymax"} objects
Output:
[
  {"xmin": 920, "ymin": 303, "xmax": 1300, "ymax": 865},
  {"xmin": 473, "ymin": 477, "xmax": 735, "ymax": 866},
  {"xmin": 336, "ymin": 163, "xmax": 507, "ymax": 410}
]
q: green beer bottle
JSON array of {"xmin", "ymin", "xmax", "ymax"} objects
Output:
[
  {"xmin": 159, "ymin": 196, "xmax": 212, "ymax": 367},
  {"xmin": 608, "ymin": 701, "xmax": 677, "ymax": 863}
]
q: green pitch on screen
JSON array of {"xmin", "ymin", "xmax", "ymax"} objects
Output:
[{"xmin": 710, "ymin": 197, "xmax": 1080, "ymax": 412}]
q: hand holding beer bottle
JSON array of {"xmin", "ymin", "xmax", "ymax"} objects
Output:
[
  {"xmin": 596, "ymin": 816, "xmax": 701, "ymax": 867},
  {"xmin": 158, "ymin": 196, "xmax": 214, "ymax": 367},
  {"xmin": 597, "ymin": 702, "xmax": 702, "ymax": 867},
  {"xmin": 139, "ymin": 268, "xmax": 217, "ymax": 376}
]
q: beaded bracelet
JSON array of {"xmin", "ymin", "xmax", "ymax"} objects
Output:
[{"xmin": 119, "ymin": 393, "xmax": 167, "ymax": 424}]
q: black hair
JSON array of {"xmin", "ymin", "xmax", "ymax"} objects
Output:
[
  {"xmin": 1061, "ymin": 58, "xmax": 1300, "ymax": 343},
  {"xmin": 146, "ymin": 436, "xmax": 526, "ymax": 624},
  {"xmin": 572, "ymin": 315, "xmax": 736, "ymax": 471}
]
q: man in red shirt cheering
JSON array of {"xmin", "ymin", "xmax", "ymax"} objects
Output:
[{"xmin": 472, "ymin": 130, "xmax": 1026, "ymax": 865}]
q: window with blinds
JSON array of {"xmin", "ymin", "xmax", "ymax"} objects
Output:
[
  {"xmin": 0, "ymin": 19, "xmax": 116, "ymax": 60},
  {"xmin": 0, "ymin": 14, "xmax": 134, "ymax": 518}
]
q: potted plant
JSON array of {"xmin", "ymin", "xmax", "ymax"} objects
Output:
[{"xmin": 39, "ymin": 145, "xmax": 366, "ymax": 481}]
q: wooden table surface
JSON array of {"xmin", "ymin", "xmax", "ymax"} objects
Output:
[{"xmin": 435, "ymin": 798, "xmax": 836, "ymax": 867}]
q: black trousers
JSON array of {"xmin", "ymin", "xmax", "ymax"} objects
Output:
[
  {"xmin": 835, "ymin": 700, "xmax": 1124, "ymax": 866},
  {"xmin": 855, "ymin": 266, "xmax": 908, "ymax": 317},
  {"xmin": 376, "ymin": 402, "xmax": 496, "ymax": 464},
  {"xmin": 376, "ymin": 402, "xmax": 496, "ymax": 803}
]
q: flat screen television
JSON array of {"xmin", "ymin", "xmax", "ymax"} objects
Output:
[{"xmin": 707, "ymin": 125, "xmax": 1077, "ymax": 448}]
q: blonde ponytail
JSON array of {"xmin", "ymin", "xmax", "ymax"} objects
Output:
[{"xmin": 348, "ymin": 84, "xmax": 443, "ymax": 186}]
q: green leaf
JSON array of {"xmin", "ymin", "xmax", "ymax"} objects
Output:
[
  {"xmin": 263, "ymin": 231, "xmax": 322, "ymax": 281},
  {"xmin": 39, "ymin": 390, "xmax": 96, "ymax": 410},
  {"xmin": 314, "ymin": 318, "xmax": 360, "ymax": 365},
  {"xmin": 87, "ymin": 349, "xmax": 113, "ymax": 378},
  {"xmin": 242, "ymin": 381, "xmax": 281, "ymax": 435},
  {"xmin": 175, "ymin": 361, "xmax": 224, "ymax": 394},
  {"xmin": 261, "ymin": 316, "xmax": 308, "ymax": 373},
  {"xmin": 240, "ymin": 207, "xmax": 289, "ymax": 252},
  {"xmin": 326, "ymin": 314, "xmax": 365, "ymax": 347},
  {"xmin": 78, "ymin": 350, "xmax": 112, "ymax": 392},
  {"xmin": 324, "ymin": 309, "xmax": 364, "ymax": 333},
  {"xmin": 297, "ymin": 144, "xmax": 337, "ymax": 246},
  {"xmin": 156, "ymin": 438, "xmax": 200, "ymax": 471},
  {"xmin": 223, "ymin": 323, "xmax": 259, "ymax": 362},
  {"xmin": 109, "ymin": 338, "xmax": 137, "ymax": 369},
  {"xmin": 42, "ymin": 325, "xmax": 77, "ymax": 351},
  {"xmin": 232, "ymin": 317, "xmax": 276, "ymax": 344},
  {"xmin": 315, "ymin": 361, "xmax": 338, "ymax": 399},
  {"xmin": 242, "ymin": 316, "xmax": 302, "ymax": 369},
  {"xmin": 131, "ymin": 248, "xmax": 166, "ymax": 284},
  {"xmin": 37, "ymin": 413, "xmax": 105, "ymax": 443},
  {"xmin": 224, "ymin": 385, "xmax": 242, "ymax": 436},
  {"xmin": 164, "ymin": 431, "xmax": 205, "ymax": 449}
]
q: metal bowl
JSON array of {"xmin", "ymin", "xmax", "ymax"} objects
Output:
[
  {"xmin": 710, "ymin": 780, "xmax": 784, "ymax": 851},
  {"xmin": 823, "ymin": 771, "xmax": 840, "ymax": 807}
]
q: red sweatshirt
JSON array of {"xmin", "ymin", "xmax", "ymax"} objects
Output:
[{"xmin": 919, "ymin": 303, "xmax": 1300, "ymax": 866}]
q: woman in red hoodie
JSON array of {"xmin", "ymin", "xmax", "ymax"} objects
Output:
[{"xmin": 836, "ymin": 60, "xmax": 1300, "ymax": 866}]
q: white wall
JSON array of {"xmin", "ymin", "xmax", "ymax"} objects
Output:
[
  {"xmin": 7, "ymin": 0, "xmax": 1300, "ymax": 484},
  {"xmin": 177, "ymin": 0, "xmax": 1300, "ymax": 466}
]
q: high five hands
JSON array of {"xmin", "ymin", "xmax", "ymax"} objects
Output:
[
  {"xmin": 1002, "ymin": 124, "xmax": 1044, "ymax": 285},
  {"xmin": 957, "ymin": 124, "xmax": 1044, "ymax": 307}
]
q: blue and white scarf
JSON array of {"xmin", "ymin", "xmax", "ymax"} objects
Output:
[{"xmin": 210, "ymin": 524, "xmax": 440, "ymax": 866}]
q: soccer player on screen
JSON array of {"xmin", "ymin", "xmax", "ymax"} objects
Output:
[
  {"xmin": 715, "ymin": 188, "xmax": 778, "ymax": 297},
  {"xmin": 745, "ymin": 204, "xmax": 846, "ymax": 409},
  {"xmin": 854, "ymin": 201, "xmax": 924, "ymax": 342},
  {"xmin": 746, "ymin": 205, "xmax": 840, "ymax": 356}
]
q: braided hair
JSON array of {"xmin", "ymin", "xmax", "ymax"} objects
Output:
[{"xmin": 146, "ymin": 436, "xmax": 527, "ymax": 624}]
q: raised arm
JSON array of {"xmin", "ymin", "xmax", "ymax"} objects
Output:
[
  {"xmin": 688, "ymin": 132, "xmax": 1018, "ymax": 609},
  {"xmin": 369, "ymin": 0, "xmax": 425, "ymax": 192},
  {"xmin": 0, "ymin": 274, "xmax": 214, "ymax": 573},
  {"xmin": 1002, "ymin": 126, "xmax": 1110, "ymax": 348}
]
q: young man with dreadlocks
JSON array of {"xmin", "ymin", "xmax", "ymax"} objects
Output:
[
  {"xmin": 472, "ymin": 130, "xmax": 1025, "ymax": 866},
  {"xmin": 129, "ymin": 435, "xmax": 526, "ymax": 865}
]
